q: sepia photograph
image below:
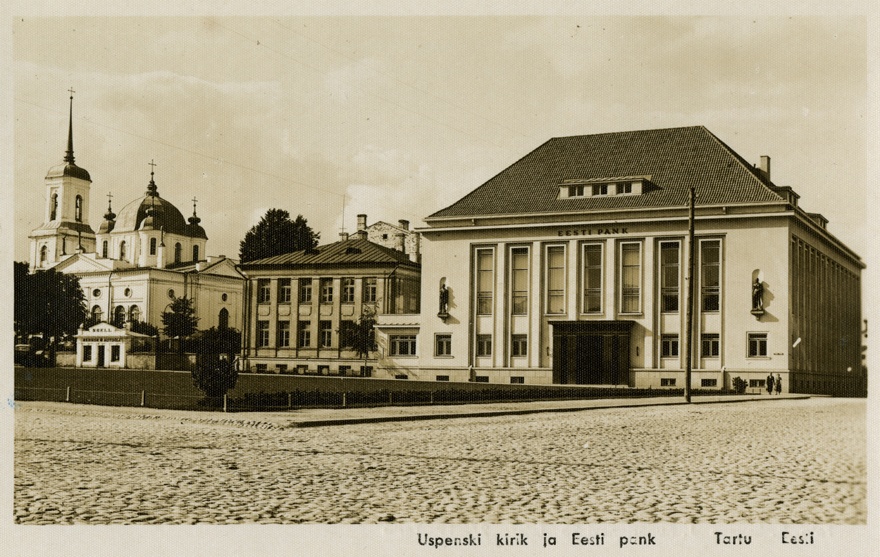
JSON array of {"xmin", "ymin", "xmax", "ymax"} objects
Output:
[{"xmin": 3, "ymin": 3, "xmax": 876, "ymax": 556}]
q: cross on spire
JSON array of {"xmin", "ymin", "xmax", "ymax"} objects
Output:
[
  {"xmin": 146, "ymin": 159, "xmax": 158, "ymax": 196},
  {"xmin": 68, "ymin": 87, "xmax": 75, "ymax": 98}
]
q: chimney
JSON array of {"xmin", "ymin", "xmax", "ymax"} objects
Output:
[
  {"xmin": 398, "ymin": 219, "xmax": 410, "ymax": 230},
  {"xmin": 355, "ymin": 229, "xmax": 368, "ymax": 241},
  {"xmin": 339, "ymin": 231, "xmax": 350, "ymax": 241},
  {"xmin": 409, "ymin": 232, "xmax": 420, "ymax": 263},
  {"xmin": 356, "ymin": 214, "xmax": 367, "ymax": 232},
  {"xmin": 759, "ymin": 156, "xmax": 771, "ymax": 180},
  {"xmin": 394, "ymin": 232, "xmax": 406, "ymax": 252}
]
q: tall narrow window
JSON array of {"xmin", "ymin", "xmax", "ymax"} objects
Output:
[
  {"xmin": 174, "ymin": 243, "xmax": 181, "ymax": 263},
  {"xmin": 278, "ymin": 278, "xmax": 292, "ymax": 303},
  {"xmin": 583, "ymin": 244, "xmax": 603, "ymax": 313},
  {"xmin": 298, "ymin": 321, "xmax": 311, "ymax": 347},
  {"xmin": 319, "ymin": 320, "xmax": 332, "ymax": 348},
  {"xmin": 192, "ymin": 244, "xmax": 199, "ymax": 262},
  {"xmin": 120, "ymin": 241, "xmax": 127, "ymax": 261},
  {"xmin": 277, "ymin": 321, "xmax": 290, "ymax": 348},
  {"xmin": 299, "ymin": 279, "xmax": 313, "ymax": 303},
  {"xmin": 476, "ymin": 249, "xmax": 494, "ymax": 315},
  {"xmin": 701, "ymin": 240, "xmax": 721, "ymax": 312},
  {"xmin": 102, "ymin": 241, "xmax": 108, "ymax": 258},
  {"xmin": 50, "ymin": 193, "xmax": 58, "ymax": 220},
  {"xmin": 91, "ymin": 305, "xmax": 103, "ymax": 323},
  {"xmin": 257, "ymin": 279, "xmax": 271, "ymax": 304},
  {"xmin": 40, "ymin": 245, "xmax": 48, "ymax": 265},
  {"xmin": 129, "ymin": 305, "xmax": 140, "ymax": 323},
  {"xmin": 476, "ymin": 334, "xmax": 492, "ymax": 357},
  {"xmin": 341, "ymin": 278, "xmax": 355, "ymax": 303},
  {"xmin": 362, "ymin": 277, "xmax": 377, "ymax": 303},
  {"xmin": 257, "ymin": 321, "xmax": 269, "ymax": 347},
  {"xmin": 660, "ymin": 241, "xmax": 680, "ymax": 312},
  {"xmin": 114, "ymin": 305, "xmax": 126, "ymax": 327},
  {"xmin": 75, "ymin": 195, "xmax": 83, "ymax": 222},
  {"xmin": 320, "ymin": 279, "xmax": 333, "ymax": 303},
  {"xmin": 218, "ymin": 308, "xmax": 229, "ymax": 330},
  {"xmin": 150, "ymin": 237, "xmax": 157, "ymax": 256},
  {"xmin": 510, "ymin": 247, "xmax": 529, "ymax": 315},
  {"xmin": 546, "ymin": 245, "xmax": 565, "ymax": 314},
  {"xmin": 620, "ymin": 242, "xmax": 641, "ymax": 313}
]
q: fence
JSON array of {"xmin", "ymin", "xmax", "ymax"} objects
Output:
[{"xmin": 14, "ymin": 384, "xmax": 695, "ymax": 413}]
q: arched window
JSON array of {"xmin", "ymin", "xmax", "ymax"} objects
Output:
[
  {"xmin": 129, "ymin": 305, "xmax": 140, "ymax": 323},
  {"xmin": 119, "ymin": 241, "xmax": 127, "ymax": 260},
  {"xmin": 91, "ymin": 305, "xmax": 103, "ymax": 323},
  {"xmin": 174, "ymin": 243, "xmax": 182, "ymax": 263},
  {"xmin": 218, "ymin": 308, "xmax": 229, "ymax": 330},
  {"xmin": 150, "ymin": 237, "xmax": 157, "ymax": 255},
  {"xmin": 102, "ymin": 241, "xmax": 108, "ymax": 258},
  {"xmin": 40, "ymin": 245, "xmax": 48, "ymax": 265},
  {"xmin": 50, "ymin": 193, "xmax": 58, "ymax": 221},
  {"xmin": 192, "ymin": 244, "xmax": 199, "ymax": 262},
  {"xmin": 113, "ymin": 305, "xmax": 126, "ymax": 327},
  {"xmin": 75, "ymin": 195, "xmax": 83, "ymax": 222}
]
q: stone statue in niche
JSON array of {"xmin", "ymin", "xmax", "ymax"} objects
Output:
[
  {"xmin": 752, "ymin": 278, "xmax": 764, "ymax": 312},
  {"xmin": 438, "ymin": 282, "xmax": 449, "ymax": 316}
]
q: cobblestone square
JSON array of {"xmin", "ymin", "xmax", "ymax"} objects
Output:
[{"xmin": 14, "ymin": 398, "xmax": 865, "ymax": 524}]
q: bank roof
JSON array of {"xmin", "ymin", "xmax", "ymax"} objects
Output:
[
  {"xmin": 427, "ymin": 126, "xmax": 786, "ymax": 219},
  {"xmin": 240, "ymin": 238, "xmax": 419, "ymax": 268}
]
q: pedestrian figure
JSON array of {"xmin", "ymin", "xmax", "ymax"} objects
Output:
[
  {"xmin": 775, "ymin": 373, "xmax": 782, "ymax": 395},
  {"xmin": 766, "ymin": 373, "xmax": 774, "ymax": 395}
]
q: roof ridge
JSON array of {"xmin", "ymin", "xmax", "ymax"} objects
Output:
[{"xmin": 696, "ymin": 126, "xmax": 786, "ymax": 203}]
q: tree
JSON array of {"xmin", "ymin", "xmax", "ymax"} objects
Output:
[
  {"xmin": 162, "ymin": 296, "xmax": 199, "ymax": 352},
  {"xmin": 340, "ymin": 307, "xmax": 376, "ymax": 373},
  {"xmin": 191, "ymin": 327, "xmax": 241, "ymax": 402},
  {"xmin": 239, "ymin": 209, "xmax": 320, "ymax": 263},
  {"xmin": 14, "ymin": 262, "xmax": 88, "ymax": 365}
]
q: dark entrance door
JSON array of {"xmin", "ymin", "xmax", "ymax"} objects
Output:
[
  {"xmin": 97, "ymin": 345, "xmax": 105, "ymax": 367},
  {"xmin": 552, "ymin": 321, "xmax": 633, "ymax": 385}
]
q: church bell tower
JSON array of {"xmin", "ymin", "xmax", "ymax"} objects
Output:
[{"xmin": 28, "ymin": 89, "xmax": 96, "ymax": 270}]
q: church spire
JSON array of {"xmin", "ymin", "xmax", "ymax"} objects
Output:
[
  {"xmin": 64, "ymin": 87, "xmax": 76, "ymax": 164},
  {"xmin": 188, "ymin": 196, "xmax": 201, "ymax": 225},
  {"xmin": 146, "ymin": 159, "xmax": 158, "ymax": 196}
]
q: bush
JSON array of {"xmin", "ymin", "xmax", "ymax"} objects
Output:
[{"xmin": 732, "ymin": 376, "xmax": 747, "ymax": 395}]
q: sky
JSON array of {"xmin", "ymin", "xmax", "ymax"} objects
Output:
[{"xmin": 11, "ymin": 15, "xmax": 868, "ymax": 262}]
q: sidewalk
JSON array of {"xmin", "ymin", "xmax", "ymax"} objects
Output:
[{"xmin": 14, "ymin": 393, "xmax": 814, "ymax": 429}]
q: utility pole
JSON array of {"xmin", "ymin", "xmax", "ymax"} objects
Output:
[{"xmin": 684, "ymin": 186, "xmax": 696, "ymax": 403}]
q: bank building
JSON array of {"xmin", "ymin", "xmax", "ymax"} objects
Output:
[
  {"xmin": 414, "ymin": 126, "xmax": 864, "ymax": 395},
  {"xmin": 27, "ymin": 94, "xmax": 244, "ymax": 369}
]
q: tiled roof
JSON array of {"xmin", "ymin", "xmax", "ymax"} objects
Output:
[
  {"xmin": 428, "ymin": 126, "xmax": 785, "ymax": 219},
  {"xmin": 240, "ymin": 238, "xmax": 419, "ymax": 268}
]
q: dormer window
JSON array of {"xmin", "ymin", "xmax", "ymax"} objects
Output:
[{"xmin": 559, "ymin": 176, "xmax": 650, "ymax": 199}]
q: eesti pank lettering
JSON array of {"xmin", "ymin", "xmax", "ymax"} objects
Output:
[{"xmin": 558, "ymin": 227, "xmax": 629, "ymax": 237}]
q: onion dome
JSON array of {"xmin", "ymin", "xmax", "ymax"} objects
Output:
[
  {"xmin": 187, "ymin": 198, "xmax": 207, "ymax": 239},
  {"xmin": 98, "ymin": 196, "xmax": 116, "ymax": 233},
  {"xmin": 46, "ymin": 90, "xmax": 91, "ymax": 182}
]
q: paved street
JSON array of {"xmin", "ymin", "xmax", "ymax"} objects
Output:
[{"xmin": 14, "ymin": 398, "xmax": 865, "ymax": 524}]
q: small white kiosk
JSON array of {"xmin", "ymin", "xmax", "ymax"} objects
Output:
[{"xmin": 75, "ymin": 323, "xmax": 155, "ymax": 369}]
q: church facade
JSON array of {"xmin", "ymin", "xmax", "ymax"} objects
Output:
[
  {"xmin": 28, "ymin": 94, "xmax": 245, "ymax": 360},
  {"xmin": 413, "ymin": 126, "xmax": 864, "ymax": 395}
]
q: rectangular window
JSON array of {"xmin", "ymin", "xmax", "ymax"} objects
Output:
[
  {"xmin": 339, "ymin": 365, "xmax": 351, "ymax": 376},
  {"xmin": 476, "ymin": 249, "xmax": 494, "ymax": 315},
  {"xmin": 476, "ymin": 334, "xmax": 492, "ymax": 357},
  {"xmin": 660, "ymin": 241, "xmax": 680, "ymax": 312},
  {"xmin": 255, "ymin": 363, "xmax": 268, "ymax": 372},
  {"xmin": 257, "ymin": 320, "xmax": 270, "ymax": 347},
  {"xmin": 257, "ymin": 279, "xmax": 271, "ymax": 304},
  {"xmin": 390, "ymin": 335, "xmax": 417, "ymax": 356},
  {"xmin": 748, "ymin": 332, "xmax": 768, "ymax": 357},
  {"xmin": 475, "ymin": 376, "xmax": 490, "ymax": 383},
  {"xmin": 436, "ymin": 375, "xmax": 450, "ymax": 382},
  {"xmin": 278, "ymin": 279, "xmax": 292, "ymax": 304},
  {"xmin": 298, "ymin": 321, "xmax": 311, "ymax": 348},
  {"xmin": 568, "ymin": 184, "xmax": 584, "ymax": 197},
  {"xmin": 296, "ymin": 364, "xmax": 308, "ymax": 374},
  {"xmin": 435, "ymin": 334, "xmax": 452, "ymax": 356},
  {"xmin": 319, "ymin": 320, "xmax": 332, "ymax": 348},
  {"xmin": 749, "ymin": 379, "xmax": 766, "ymax": 388},
  {"xmin": 660, "ymin": 378, "xmax": 676, "ymax": 386},
  {"xmin": 592, "ymin": 184, "xmax": 608, "ymax": 196},
  {"xmin": 511, "ymin": 334, "xmax": 528, "ymax": 357},
  {"xmin": 620, "ymin": 242, "xmax": 641, "ymax": 313},
  {"xmin": 701, "ymin": 379, "xmax": 718, "ymax": 387},
  {"xmin": 701, "ymin": 240, "xmax": 721, "ymax": 312},
  {"xmin": 618, "ymin": 182, "xmax": 632, "ymax": 194},
  {"xmin": 362, "ymin": 277, "xmax": 377, "ymax": 303},
  {"xmin": 701, "ymin": 333, "xmax": 720, "ymax": 357},
  {"xmin": 320, "ymin": 278, "xmax": 333, "ymax": 304},
  {"xmin": 83, "ymin": 346, "xmax": 92, "ymax": 361},
  {"xmin": 510, "ymin": 376, "xmax": 525, "ymax": 384},
  {"xmin": 510, "ymin": 247, "xmax": 529, "ymax": 315},
  {"xmin": 546, "ymin": 245, "xmax": 566, "ymax": 314},
  {"xmin": 299, "ymin": 279, "xmax": 313, "ymax": 303},
  {"xmin": 277, "ymin": 320, "xmax": 290, "ymax": 348},
  {"xmin": 583, "ymin": 244, "xmax": 603, "ymax": 313},
  {"xmin": 276, "ymin": 364, "xmax": 288, "ymax": 373},
  {"xmin": 661, "ymin": 334, "xmax": 679, "ymax": 357},
  {"xmin": 317, "ymin": 365, "xmax": 329, "ymax": 375},
  {"xmin": 341, "ymin": 278, "xmax": 355, "ymax": 303}
]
